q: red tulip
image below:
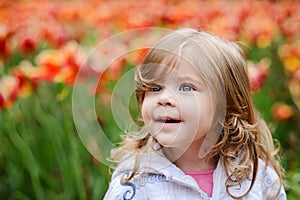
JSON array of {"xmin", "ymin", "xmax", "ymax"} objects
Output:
[
  {"xmin": 0, "ymin": 93, "xmax": 4, "ymax": 110},
  {"xmin": 0, "ymin": 75, "xmax": 19, "ymax": 109},
  {"xmin": 0, "ymin": 23, "xmax": 11, "ymax": 59},
  {"xmin": 273, "ymin": 1, "xmax": 300, "ymax": 41},
  {"xmin": 12, "ymin": 60, "xmax": 37, "ymax": 97},
  {"xmin": 248, "ymin": 58, "xmax": 270, "ymax": 91}
]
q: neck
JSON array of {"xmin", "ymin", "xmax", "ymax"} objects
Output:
[{"xmin": 163, "ymin": 141, "xmax": 217, "ymax": 172}]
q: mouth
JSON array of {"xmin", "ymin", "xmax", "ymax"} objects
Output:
[{"xmin": 155, "ymin": 117, "xmax": 183, "ymax": 124}]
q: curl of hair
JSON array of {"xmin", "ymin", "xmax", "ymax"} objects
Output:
[{"xmin": 209, "ymin": 111, "xmax": 284, "ymax": 199}]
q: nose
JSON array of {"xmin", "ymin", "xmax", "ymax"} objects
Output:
[{"xmin": 157, "ymin": 89, "xmax": 176, "ymax": 107}]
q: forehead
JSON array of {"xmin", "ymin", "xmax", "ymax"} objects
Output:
[
  {"xmin": 155, "ymin": 49, "xmax": 204, "ymax": 82},
  {"xmin": 164, "ymin": 59, "xmax": 202, "ymax": 82}
]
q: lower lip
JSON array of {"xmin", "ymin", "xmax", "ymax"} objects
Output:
[{"xmin": 156, "ymin": 122, "xmax": 182, "ymax": 128}]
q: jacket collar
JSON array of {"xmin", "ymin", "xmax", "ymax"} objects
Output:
[{"xmin": 115, "ymin": 149, "xmax": 224, "ymax": 183}]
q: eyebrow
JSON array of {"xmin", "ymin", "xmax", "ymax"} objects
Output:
[{"xmin": 178, "ymin": 75, "xmax": 204, "ymax": 85}]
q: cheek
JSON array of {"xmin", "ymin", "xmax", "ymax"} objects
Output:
[
  {"xmin": 188, "ymin": 97, "xmax": 215, "ymax": 130},
  {"xmin": 141, "ymin": 98, "xmax": 152, "ymax": 124}
]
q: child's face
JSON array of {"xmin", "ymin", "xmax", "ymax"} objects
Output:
[{"xmin": 141, "ymin": 60, "xmax": 216, "ymax": 150}]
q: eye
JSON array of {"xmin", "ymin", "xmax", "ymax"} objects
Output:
[
  {"xmin": 180, "ymin": 83, "xmax": 196, "ymax": 91},
  {"xmin": 152, "ymin": 85, "xmax": 162, "ymax": 92}
]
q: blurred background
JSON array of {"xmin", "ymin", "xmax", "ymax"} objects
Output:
[{"xmin": 0, "ymin": 0, "xmax": 299, "ymax": 199}]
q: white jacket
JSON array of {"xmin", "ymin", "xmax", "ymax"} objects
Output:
[{"xmin": 104, "ymin": 151, "xmax": 286, "ymax": 200}]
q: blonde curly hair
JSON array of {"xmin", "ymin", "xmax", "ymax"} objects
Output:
[{"xmin": 111, "ymin": 28, "xmax": 284, "ymax": 199}]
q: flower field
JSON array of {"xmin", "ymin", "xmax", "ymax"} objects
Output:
[{"xmin": 0, "ymin": 0, "xmax": 300, "ymax": 199}]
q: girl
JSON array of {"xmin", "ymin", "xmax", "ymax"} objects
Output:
[{"xmin": 104, "ymin": 28, "xmax": 286, "ymax": 200}]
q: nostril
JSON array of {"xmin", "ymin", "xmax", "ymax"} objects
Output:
[
  {"xmin": 165, "ymin": 102, "xmax": 172, "ymax": 106},
  {"xmin": 158, "ymin": 99, "xmax": 174, "ymax": 107}
]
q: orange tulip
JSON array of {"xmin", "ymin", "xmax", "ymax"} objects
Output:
[
  {"xmin": 278, "ymin": 42, "xmax": 300, "ymax": 74},
  {"xmin": 240, "ymin": 12, "xmax": 278, "ymax": 48},
  {"xmin": 272, "ymin": 102, "xmax": 294, "ymax": 121}
]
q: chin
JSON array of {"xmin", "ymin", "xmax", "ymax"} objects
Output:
[{"xmin": 155, "ymin": 139, "xmax": 177, "ymax": 148}]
